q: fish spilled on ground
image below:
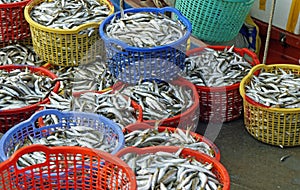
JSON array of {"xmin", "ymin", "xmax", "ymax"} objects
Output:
[
  {"xmin": 120, "ymin": 148, "xmax": 223, "ymax": 190},
  {"xmin": 183, "ymin": 46, "xmax": 253, "ymax": 87},
  {"xmin": 0, "ymin": 68, "xmax": 56, "ymax": 110},
  {"xmin": 245, "ymin": 67, "xmax": 300, "ymax": 108},
  {"xmin": 104, "ymin": 12, "xmax": 187, "ymax": 48},
  {"xmin": 124, "ymin": 127, "xmax": 215, "ymax": 158},
  {"xmin": 0, "ymin": 44, "xmax": 46, "ymax": 66},
  {"xmin": 119, "ymin": 79, "xmax": 194, "ymax": 120},
  {"xmin": 30, "ymin": 0, "xmax": 110, "ymax": 35}
]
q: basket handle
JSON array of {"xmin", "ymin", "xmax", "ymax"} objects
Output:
[{"xmin": 28, "ymin": 109, "xmax": 65, "ymax": 126}]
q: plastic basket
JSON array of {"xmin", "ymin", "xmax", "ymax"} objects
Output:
[
  {"xmin": 99, "ymin": 7, "xmax": 192, "ymax": 84},
  {"xmin": 24, "ymin": 0, "xmax": 114, "ymax": 67},
  {"xmin": 116, "ymin": 146, "xmax": 230, "ymax": 190},
  {"xmin": 240, "ymin": 64, "xmax": 300, "ymax": 147},
  {"xmin": 0, "ymin": 0, "xmax": 31, "ymax": 42},
  {"xmin": 123, "ymin": 122, "xmax": 221, "ymax": 161},
  {"xmin": 0, "ymin": 144, "xmax": 137, "ymax": 190},
  {"xmin": 113, "ymin": 76, "xmax": 199, "ymax": 129},
  {"xmin": 0, "ymin": 65, "xmax": 60, "ymax": 133},
  {"xmin": 0, "ymin": 109, "xmax": 125, "ymax": 162},
  {"xmin": 186, "ymin": 46, "xmax": 260, "ymax": 122},
  {"xmin": 175, "ymin": 0, "xmax": 255, "ymax": 42}
]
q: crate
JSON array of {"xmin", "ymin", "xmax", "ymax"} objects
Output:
[
  {"xmin": 24, "ymin": 0, "xmax": 114, "ymax": 67},
  {"xmin": 175, "ymin": 0, "xmax": 255, "ymax": 42},
  {"xmin": 186, "ymin": 46, "xmax": 260, "ymax": 122},
  {"xmin": 113, "ymin": 77, "xmax": 199, "ymax": 130},
  {"xmin": 0, "ymin": 65, "xmax": 60, "ymax": 133},
  {"xmin": 240, "ymin": 64, "xmax": 300, "ymax": 147},
  {"xmin": 116, "ymin": 146, "xmax": 230, "ymax": 190},
  {"xmin": 0, "ymin": 109, "xmax": 125, "ymax": 162},
  {"xmin": 99, "ymin": 7, "xmax": 192, "ymax": 84},
  {"xmin": 0, "ymin": 0, "xmax": 31, "ymax": 42},
  {"xmin": 123, "ymin": 122, "xmax": 221, "ymax": 160},
  {"xmin": 0, "ymin": 144, "xmax": 137, "ymax": 190}
]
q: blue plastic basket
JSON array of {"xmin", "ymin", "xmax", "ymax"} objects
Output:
[
  {"xmin": 99, "ymin": 7, "xmax": 192, "ymax": 84},
  {"xmin": 175, "ymin": 0, "xmax": 255, "ymax": 43},
  {"xmin": 0, "ymin": 109, "xmax": 125, "ymax": 162}
]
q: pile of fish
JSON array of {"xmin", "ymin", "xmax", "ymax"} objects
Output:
[
  {"xmin": 72, "ymin": 58, "xmax": 116, "ymax": 92},
  {"xmin": 119, "ymin": 79, "xmax": 194, "ymax": 120},
  {"xmin": 41, "ymin": 90, "xmax": 139, "ymax": 129},
  {"xmin": 183, "ymin": 46, "xmax": 253, "ymax": 87},
  {"xmin": 30, "ymin": 0, "xmax": 110, "ymax": 35},
  {"xmin": 0, "ymin": 44, "xmax": 46, "ymax": 66},
  {"xmin": 120, "ymin": 148, "xmax": 223, "ymax": 190},
  {"xmin": 245, "ymin": 68, "xmax": 300, "ymax": 108},
  {"xmin": 72, "ymin": 91, "xmax": 139, "ymax": 129},
  {"xmin": 124, "ymin": 127, "xmax": 215, "ymax": 157},
  {"xmin": 0, "ymin": 0, "xmax": 23, "ymax": 3},
  {"xmin": 10, "ymin": 125, "xmax": 118, "ymax": 167},
  {"xmin": 0, "ymin": 68, "xmax": 56, "ymax": 110},
  {"xmin": 104, "ymin": 12, "xmax": 187, "ymax": 48}
]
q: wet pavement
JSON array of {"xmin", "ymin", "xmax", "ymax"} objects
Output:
[{"xmin": 196, "ymin": 118, "xmax": 300, "ymax": 190}]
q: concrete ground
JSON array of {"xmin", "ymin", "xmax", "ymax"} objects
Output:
[{"xmin": 196, "ymin": 118, "xmax": 300, "ymax": 190}]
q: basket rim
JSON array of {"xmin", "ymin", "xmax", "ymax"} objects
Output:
[
  {"xmin": 115, "ymin": 146, "xmax": 230, "ymax": 190},
  {"xmin": 185, "ymin": 45, "xmax": 260, "ymax": 91},
  {"xmin": 240, "ymin": 64, "xmax": 300, "ymax": 112},
  {"xmin": 24, "ymin": 0, "xmax": 114, "ymax": 34},
  {"xmin": 99, "ymin": 6, "xmax": 192, "ymax": 51},
  {"xmin": 0, "ymin": 109, "xmax": 125, "ymax": 161},
  {"xmin": 0, "ymin": 144, "xmax": 137, "ymax": 189},
  {"xmin": 123, "ymin": 122, "xmax": 221, "ymax": 161},
  {"xmin": 0, "ymin": 0, "xmax": 30, "ymax": 8},
  {"xmin": 0, "ymin": 65, "xmax": 60, "ymax": 115}
]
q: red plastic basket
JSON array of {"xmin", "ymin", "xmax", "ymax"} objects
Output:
[
  {"xmin": 186, "ymin": 46, "xmax": 260, "ymax": 122},
  {"xmin": 123, "ymin": 122, "xmax": 221, "ymax": 161},
  {"xmin": 0, "ymin": 144, "xmax": 137, "ymax": 190},
  {"xmin": 113, "ymin": 76, "xmax": 200, "ymax": 129},
  {"xmin": 0, "ymin": 0, "xmax": 31, "ymax": 42},
  {"xmin": 0, "ymin": 65, "xmax": 60, "ymax": 133},
  {"xmin": 116, "ymin": 146, "xmax": 230, "ymax": 190}
]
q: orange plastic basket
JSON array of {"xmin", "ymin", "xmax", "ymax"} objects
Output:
[
  {"xmin": 123, "ymin": 122, "xmax": 221, "ymax": 161},
  {"xmin": 240, "ymin": 64, "xmax": 300, "ymax": 147},
  {"xmin": 0, "ymin": 65, "xmax": 60, "ymax": 133},
  {"xmin": 0, "ymin": 144, "xmax": 137, "ymax": 190},
  {"xmin": 0, "ymin": 0, "xmax": 31, "ymax": 42},
  {"xmin": 113, "ymin": 76, "xmax": 200, "ymax": 130},
  {"xmin": 116, "ymin": 146, "xmax": 230, "ymax": 190},
  {"xmin": 186, "ymin": 46, "xmax": 260, "ymax": 122}
]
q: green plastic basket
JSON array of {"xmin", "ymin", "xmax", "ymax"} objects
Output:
[{"xmin": 175, "ymin": 0, "xmax": 255, "ymax": 43}]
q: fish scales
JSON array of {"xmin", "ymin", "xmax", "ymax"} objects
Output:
[
  {"xmin": 120, "ymin": 149, "xmax": 223, "ymax": 190},
  {"xmin": 120, "ymin": 80, "xmax": 194, "ymax": 120},
  {"xmin": 105, "ymin": 12, "xmax": 187, "ymax": 48},
  {"xmin": 183, "ymin": 46, "xmax": 253, "ymax": 87}
]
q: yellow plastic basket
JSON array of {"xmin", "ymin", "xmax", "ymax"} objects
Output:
[
  {"xmin": 240, "ymin": 64, "xmax": 300, "ymax": 147},
  {"xmin": 24, "ymin": 0, "xmax": 114, "ymax": 67}
]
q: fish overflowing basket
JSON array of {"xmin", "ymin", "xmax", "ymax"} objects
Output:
[
  {"xmin": 99, "ymin": 7, "xmax": 192, "ymax": 84},
  {"xmin": 116, "ymin": 146, "xmax": 230, "ymax": 190},
  {"xmin": 240, "ymin": 64, "xmax": 300, "ymax": 147},
  {"xmin": 123, "ymin": 122, "xmax": 221, "ymax": 160},
  {"xmin": 0, "ymin": 109, "xmax": 125, "ymax": 162},
  {"xmin": 24, "ymin": 0, "xmax": 114, "ymax": 67},
  {"xmin": 113, "ymin": 76, "xmax": 199, "ymax": 129},
  {"xmin": 0, "ymin": 144, "xmax": 137, "ymax": 189},
  {"xmin": 0, "ymin": 0, "xmax": 31, "ymax": 42},
  {"xmin": 183, "ymin": 46, "xmax": 260, "ymax": 122},
  {"xmin": 0, "ymin": 65, "xmax": 60, "ymax": 133},
  {"xmin": 175, "ymin": 0, "xmax": 255, "ymax": 42}
]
